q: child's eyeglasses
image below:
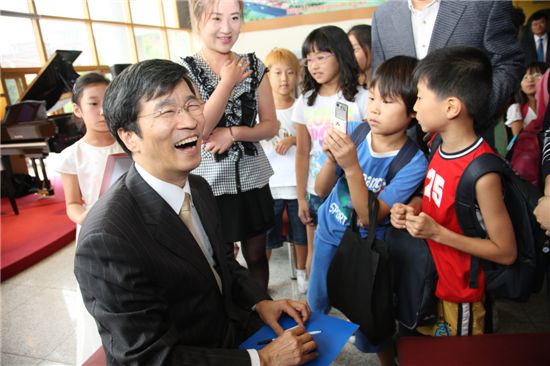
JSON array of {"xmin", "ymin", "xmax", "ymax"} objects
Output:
[
  {"xmin": 138, "ymin": 101, "xmax": 205, "ymax": 120},
  {"xmin": 523, "ymin": 73, "xmax": 543, "ymax": 81},
  {"xmin": 300, "ymin": 53, "xmax": 334, "ymax": 67}
]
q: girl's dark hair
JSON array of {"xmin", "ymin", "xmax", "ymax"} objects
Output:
[
  {"xmin": 71, "ymin": 72, "xmax": 110, "ymax": 105},
  {"xmin": 347, "ymin": 24, "xmax": 372, "ymax": 56},
  {"xmin": 515, "ymin": 62, "xmax": 548, "ymax": 105},
  {"xmin": 301, "ymin": 25, "xmax": 359, "ymax": 106},
  {"xmin": 371, "ymin": 56, "xmax": 418, "ymax": 114}
]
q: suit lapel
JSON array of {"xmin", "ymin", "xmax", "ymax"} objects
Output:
[
  {"xmin": 429, "ymin": 1, "xmax": 466, "ymax": 52},
  {"xmin": 125, "ymin": 166, "xmax": 219, "ymax": 286},
  {"xmin": 391, "ymin": 2, "xmax": 417, "ymax": 57}
]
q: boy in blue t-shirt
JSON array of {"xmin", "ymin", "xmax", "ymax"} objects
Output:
[{"xmin": 308, "ymin": 56, "xmax": 428, "ymax": 366}]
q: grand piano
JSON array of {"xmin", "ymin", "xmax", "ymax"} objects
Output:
[{"xmin": 1, "ymin": 50, "xmax": 85, "ymax": 214}]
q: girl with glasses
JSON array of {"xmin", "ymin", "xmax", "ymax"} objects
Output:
[
  {"xmin": 505, "ymin": 62, "xmax": 548, "ymax": 136},
  {"xmin": 293, "ymin": 25, "xmax": 369, "ymax": 283}
]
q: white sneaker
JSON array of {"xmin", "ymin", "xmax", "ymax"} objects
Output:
[{"xmin": 296, "ymin": 270, "xmax": 308, "ymax": 294}]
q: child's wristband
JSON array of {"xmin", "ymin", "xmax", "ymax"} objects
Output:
[{"xmin": 228, "ymin": 126, "xmax": 236, "ymax": 142}]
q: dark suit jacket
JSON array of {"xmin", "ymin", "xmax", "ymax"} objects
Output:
[
  {"xmin": 371, "ymin": 0, "xmax": 525, "ymax": 119},
  {"xmin": 520, "ymin": 31, "xmax": 550, "ymax": 66},
  {"xmin": 74, "ymin": 165, "xmax": 270, "ymax": 365}
]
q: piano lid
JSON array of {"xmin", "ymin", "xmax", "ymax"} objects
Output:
[{"xmin": 19, "ymin": 50, "xmax": 82, "ymax": 111}]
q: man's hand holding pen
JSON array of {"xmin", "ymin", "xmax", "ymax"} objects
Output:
[
  {"xmin": 255, "ymin": 299, "xmax": 318, "ymax": 365},
  {"xmin": 257, "ymin": 326, "xmax": 318, "ymax": 366}
]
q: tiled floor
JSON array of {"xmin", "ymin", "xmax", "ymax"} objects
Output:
[{"xmin": 1, "ymin": 241, "xmax": 549, "ymax": 365}]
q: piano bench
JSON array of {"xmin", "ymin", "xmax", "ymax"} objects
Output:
[{"xmin": 397, "ymin": 333, "xmax": 550, "ymax": 366}]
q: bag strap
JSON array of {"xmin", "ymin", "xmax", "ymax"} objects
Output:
[
  {"xmin": 350, "ymin": 122, "xmax": 371, "ymax": 145},
  {"xmin": 521, "ymin": 103, "xmax": 529, "ymax": 120},
  {"xmin": 338, "ymin": 125, "xmax": 419, "ymax": 185},
  {"xmin": 386, "ymin": 138, "xmax": 418, "ymax": 184},
  {"xmin": 350, "ymin": 191, "xmax": 380, "ymax": 242},
  {"xmin": 455, "ymin": 153, "xmax": 509, "ymax": 289}
]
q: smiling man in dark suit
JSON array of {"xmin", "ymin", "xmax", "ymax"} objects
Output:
[{"xmin": 74, "ymin": 59, "xmax": 317, "ymax": 366}]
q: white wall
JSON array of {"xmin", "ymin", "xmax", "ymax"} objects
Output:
[{"xmin": 190, "ymin": 18, "xmax": 372, "ymax": 61}]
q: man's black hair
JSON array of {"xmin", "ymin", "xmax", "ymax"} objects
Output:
[
  {"xmin": 103, "ymin": 59, "xmax": 196, "ymax": 155},
  {"xmin": 531, "ymin": 10, "xmax": 548, "ymax": 23},
  {"xmin": 413, "ymin": 46, "xmax": 492, "ymax": 131}
]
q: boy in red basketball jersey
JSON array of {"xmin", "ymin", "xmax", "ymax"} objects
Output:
[{"xmin": 391, "ymin": 46, "xmax": 517, "ymax": 336}]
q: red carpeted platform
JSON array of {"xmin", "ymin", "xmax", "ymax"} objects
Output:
[{"xmin": 1, "ymin": 175, "xmax": 76, "ymax": 281}]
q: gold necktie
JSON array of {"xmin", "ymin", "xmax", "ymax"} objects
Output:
[{"xmin": 179, "ymin": 193, "xmax": 222, "ymax": 292}]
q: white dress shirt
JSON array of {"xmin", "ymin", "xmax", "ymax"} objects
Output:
[
  {"xmin": 134, "ymin": 164, "xmax": 260, "ymax": 366},
  {"xmin": 408, "ymin": 0, "xmax": 440, "ymax": 59}
]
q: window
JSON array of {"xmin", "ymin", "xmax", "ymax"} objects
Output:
[
  {"xmin": 130, "ymin": 0, "xmax": 161, "ymax": 26},
  {"xmin": 162, "ymin": 0, "xmax": 179, "ymax": 28},
  {"xmin": 0, "ymin": 0, "xmax": 29, "ymax": 13},
  {"xmin": 4, "ymin": 78, "xmax": 24, "ymax": 104},
  {"xmin": 0, "ymin": 16, "xmax": 41, "ymax": 67},
  {"xmin": 135, "ymin": 28, "xmax": 164, "ymax": 61},
  {"xmin": 168, "ymin": 30, "xmax": 192, "ymax": 62},
  {"xmin": 93, "ymin": 23, "xmax": 134, "ymax": 65},
  {"xmin": 40, "ymin": 20, "xmax": 93, "ymax": 66},
  {"xmin": 87, "ymin": 0, "xmax": 127, "ymax": 22},
  {"xmin": 34, "ymin": 0, "xmax": 84, "ymax": 18}
]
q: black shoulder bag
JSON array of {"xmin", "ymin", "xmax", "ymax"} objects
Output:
[{"xmin": 326, "ymin": 191, "xmax": 395, "ymax": 344}]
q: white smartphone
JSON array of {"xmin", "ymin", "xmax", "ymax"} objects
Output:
[{"xmin": 333, "ymin": 101, "xmax": 348, "ymax": 134}]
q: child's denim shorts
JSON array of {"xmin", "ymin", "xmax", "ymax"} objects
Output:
[{"xmin": 267, "ymin": 199, "xmax": 307, "ymax": 249}]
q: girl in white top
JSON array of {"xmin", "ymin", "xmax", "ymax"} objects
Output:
[
  {"xmin": 505, "ymin": 62, "xmax": 547, "ymax": 135},
  {"xmin": 56, "ymin": 73, "xmax": 123, "ymax": 232},
  {"xmin": 293, "ymin": 25, "xmax": 368, "ymax": 276},
  {"xmin": 262, "ymin": 48, "xmax": 310, "ymax": 293},
  {"xmin": 55, "ymin": 73, "xmax": 123, "ymax": 364}
]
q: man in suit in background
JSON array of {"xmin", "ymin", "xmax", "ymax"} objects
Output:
[
  {"xmin": 521, "ymin": 11, "xmax": 550, "ymax": 66},
  {"xmin": 371, "ymin": 0, "xmax": 525, "ymax": 144},
  {"xmin": 74, "ymin": 59, "xmax": 317, "ymax": 366}
]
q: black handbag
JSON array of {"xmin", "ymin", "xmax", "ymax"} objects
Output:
[
  {"xmin": 326, "ymin": 191, "xmax": 395, "ymax": 344},
  {"xmin": 385, "ymin": 226, "xmax": 438, "ymax": 330}
]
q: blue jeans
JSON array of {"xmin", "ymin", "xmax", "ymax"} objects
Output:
[{"xmin": 307, "ymin": 234, "xmax": 336, "ymax": 314}]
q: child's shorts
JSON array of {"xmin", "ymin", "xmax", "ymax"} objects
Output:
[
  {"xmin": 267, "ymin": 199, "xmax": 307, "ymax": 249},
  {"xmin": 307, "ymin": 193, "xmax": 325, "ymax": 225},
  {"xmin": 417, "ymin": 299, "xmax": 485, "ymax": 336}
]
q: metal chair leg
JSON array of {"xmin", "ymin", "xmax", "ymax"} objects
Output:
[{"xmin": 288, "ymin": 242, "xmax": 297, "ymax": 279}]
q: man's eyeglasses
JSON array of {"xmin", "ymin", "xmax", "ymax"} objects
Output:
[
  {"xmin": 138, "ymin": 100, "xmax": 205, "ymax": 120},
  {"xmin": 300, "ymin": 53, "xmax": 334, "ymax": 67}
]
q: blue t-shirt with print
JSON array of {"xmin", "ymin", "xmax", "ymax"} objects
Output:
[{"xmin": 316, "ymin": 122, "xmax": 428, "ymax": 245}]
